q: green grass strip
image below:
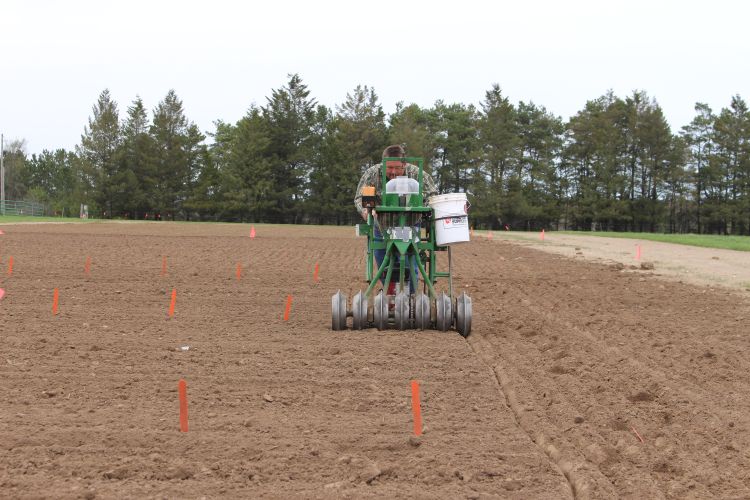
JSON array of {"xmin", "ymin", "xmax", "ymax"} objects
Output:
[{"xmin": 558, "ymin": 231, "xmax": 750, "ymax": 252}]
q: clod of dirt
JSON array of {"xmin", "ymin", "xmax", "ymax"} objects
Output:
[
  {"xmin": 358, "ymin": 460, "xmax": 382, "ymax": 484},
  {"xmin": 263, "ymin": 394, "xmax": 274, "ymax": 402},
  {"xmin": 102, "ymin": 467, "xmax": 130, "ymax": 480},
  {"xmin": 549, "ymin": 365, "xmax": 572, "ymax": 375},
  {"xmin": 454, "ymin": 470, "xmax": 472, "ymax": 481},
  {"xmin": 584, "ymin": 443, "xmax": 608, "ymax": 465},
  {"xmin": 627, "ymin": 391, "xmax": 656, "ymax": 402},
  {"xmin": 408, "ymin": 436, "xmax": 422, "ymax": 447},
  {"xmin": 574, "ymin": 416, "xmax": 585, "ymax": 424},
  {"xmin": 712, "ymin": 256, "xmax": 720, "ymax": 260},
  {"xmin": 164, "ymin": 466, "xmax": 194, "ymax": 480},
  {"xmin": 503, "ymin": 479, "xmax": 523, "ymax": 491},
  {"xmin": 640, "ymin": 262, "xmax": 655, "ymax": 270}
]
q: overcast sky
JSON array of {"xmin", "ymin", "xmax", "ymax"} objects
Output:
[{"xmin": 2, "ymin": 0, "xmax": 748, "ymax": 154}]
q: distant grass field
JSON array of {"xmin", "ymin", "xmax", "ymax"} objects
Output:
[
  {"xmin": 558, "ymin": 231, "xmax": 750, "ymax": 252},
  {"xmin": 0, "ymin": 215, "xmax": 90, "ymax": 223}
]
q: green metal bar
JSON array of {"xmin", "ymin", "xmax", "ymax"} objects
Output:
[
  {"xmin": 383, "ymin": 251, "xmax": 395, "ymax": 291},
  {"xmin": 414, "ymin": 246, "xmax": 437, "ymax": 299},
  {"xmin": 365, "ymin": 251, "xmax": 391, "ymax": 298}
]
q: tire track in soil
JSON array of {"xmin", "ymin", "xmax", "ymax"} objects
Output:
[
  {"xmin": 467, "ymin": 332, "xmax": 590, "ymax": 499},
  {"xmin": 497, "ymin": 247, "xmax": 750, "ymax": 497},
  {"xmin": 458, "ymin": 237, "xmax": 750, "ymax": 498}
]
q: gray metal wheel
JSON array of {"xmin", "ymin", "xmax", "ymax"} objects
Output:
[
  {"xmin": 394, "ymin": 291, "xmax": 410, "ymax": 330},
  {"xmin": 373, "ymin": 290, "xmax": 389, "ymax": 330},
  {"xmin": 331, "ymin": 291, "xmax": 347, "ymax": 330},
  {"xmin": 456, "ymin": 292, "xmax": 472, "ymax": 337},
  {"xmin": 414, "ymin": 293, "xmax": 431, "ymax": 330},
  {"xmin": 352, "ymin": 291, "xmax": 368, "ymax": 330},
  {"xmin": 435, "ymin": 292, "xmax": 452, "ymax": 331}
]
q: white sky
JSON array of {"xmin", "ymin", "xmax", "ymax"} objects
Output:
[{"xmin": 1, "ymin": 0, "xmax": 748, "ymax": 154}]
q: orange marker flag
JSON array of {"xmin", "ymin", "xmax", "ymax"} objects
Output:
[
  {"xmin": 0, "ymin": 229, "xmax": 4, "ymax": 235},
  {"xmin": 487, "ymin": 231, "xmax": 493, "ymax": 240},
  {"xmin": 236, "ymin": 263, "xmax": 242, "ymax": 280},
  {"xmin": 178, "ymin": 379, "xmax": 189, "ymax": 432},
  {"xmin": 52, "ymin": 288, "xmax": 59, "ymax": 315},
  {"xmin": 411, "ymin": 380, "xmax": 422, "ymax": 437},
  {"xmin": 283, "ymin": 295, "xmax": 293, "ymax": 321},
  {"xmin": 250, "ymin": 226, "xmax": 256, "ymax": 238},
  {"xmin": 161, "ymin": 256, "xmax": 167, "ymax": 276},
  {"xmin": 7, "ymin": 256, "xmax": 13, "ymax": 275},
  {"xmin": 84, "ymin": 256, "xmax": 91, "ymax": 275},
  {"xmin": 169, "ymin": 288, "xmax": 177, "ymax": 317},
  {"xmin": 541, "ymin": 228, "xmax": 545, "ymax": 241},
  {"xmin": 313, "ymin": 262, "xmax": 319, "ymax": 282},
  {"xmin": 0, "ymin": 288, "xmax": 5, "ymax": 301},
  {"xmin": 635, "ymin": 244, "xmax": 641, "ymax": 260}
]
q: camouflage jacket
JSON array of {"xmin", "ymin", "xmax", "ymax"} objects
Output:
[{"xmin": 354, "ymin": 163, "xmax": 438, "ymax": 214}]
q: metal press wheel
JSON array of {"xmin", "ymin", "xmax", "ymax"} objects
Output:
[
  {"xmin": 394, "ymin": 291, "xmax": 410, "ymax": 330},
  {"xmin": 456, "ymin": 292, "xmax": 472, "ymax": 337},
  {"xmin": 414, "ymin": 293, "xmax": 430, "ymax": 330},
  {"xmin": 373, "ymin": 290, "xmax": 389, "ymax": 330},
  {"xmin": 352, "ymin": 291, "xmax": 367, "ymax": 330},
  {"xmin": 331, "ymin": 291, "xmax": 347, "ymax": 330},
  {"xmin": 435, "ymin": 292, "xmax": 452, "ymax": 332}
]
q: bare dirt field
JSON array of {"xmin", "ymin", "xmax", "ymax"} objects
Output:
[{"xmin": 1, "ymin": 222, "xmax": 749, "ymax": 499}]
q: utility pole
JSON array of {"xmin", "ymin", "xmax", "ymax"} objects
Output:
[{"xmin": 1, "ymin": 133, "xmax": 5, "ymax": 216}]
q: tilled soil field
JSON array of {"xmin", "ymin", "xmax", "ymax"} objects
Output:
[{"xmin": 1, "ymin": 222, "xmax": 749, "ymax": 499}]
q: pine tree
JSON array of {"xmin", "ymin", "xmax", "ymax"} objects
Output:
[
  {"xmin": 78, "ymin": 89, "xmax": 120, "ymax": 216},
  {"xmin": 150, "ymin": 90, "xmax": 189, "ymax": 219},
  {"xmin": 477, "ymin": 84, "xmax": 519, "ymax": 228},
  {"xmin": 119, "ymin": 96, "xmax": 155, "ymax": 218},
  {"xmin": 308, "ymin": 85, "xmax": 386, "ymax": 223},
  {"xmin": 680, "ymin": 103, "xmax": 714, "ymax": 232},
  {"xmin": 261, "ymin": 74, "xmax": 318, "ymax": 222}
]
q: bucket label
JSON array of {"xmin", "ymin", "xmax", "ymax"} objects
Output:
[{"xmin": 443, "ymin": 216, "xmax": 467, "ymax": 227}]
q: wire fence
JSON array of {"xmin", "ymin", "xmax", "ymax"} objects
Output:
[{"xmin": 0, "ymin": 200, "xmax": 47, "ymax": 217}]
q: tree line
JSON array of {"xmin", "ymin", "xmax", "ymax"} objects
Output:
[{"xmin": 4, "ymin": 74, "xmax": 749, "ymax": 234}]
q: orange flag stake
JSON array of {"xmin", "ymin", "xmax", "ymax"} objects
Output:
[
  {"xmin": 487, "ymin": 231, "xmax": 493, "ymax": 240},
  {"xmin": 7, "ymin": 256, "xmax": 13, "ymax": 275},
  {"xmin": 313, "ymin": 262, "xmax": 319, "ymax": 282},
  {"xmin": 283, "ymin": 295, "xmax": 293, "ymax": 321},
  {"xmin": 635, "ymin": 244, "xmax": 641, "ymax": 260},
  {"xmin": 169, "ymin": 288, "xmax": 177, "ymax": 317},
  {"xmin": 250, "ymin": 226, "xmax": 256, "ymax": 238},
  {"xmin": 52, "ymin": 288, "xmax": 59, "ymax": 315},
  {"xmin": 178, "ymin": 379, "xmax": 189, "ymax": 432},
  {"xmin": 84, "ymin": 256, "xmax": 91, "ymax": 275},
  {"xmin": 541, "ymin": 228, "xmax": 545, "ymax": 241},
  {"xmin": 0, "ymin": 288, "xmax": 5, "ymax": 301},
  {"xmin": 411, "ymin": 380, "xmax": 422, "ymax": 437},
  {"xmin": 236, "ymin": 263, "xmax": 242, "ymax": 280}
]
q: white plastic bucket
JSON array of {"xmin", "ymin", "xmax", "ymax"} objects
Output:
[{"xmin": 429, "ymin": 193, "xmax": 470, "ymax": 245}]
